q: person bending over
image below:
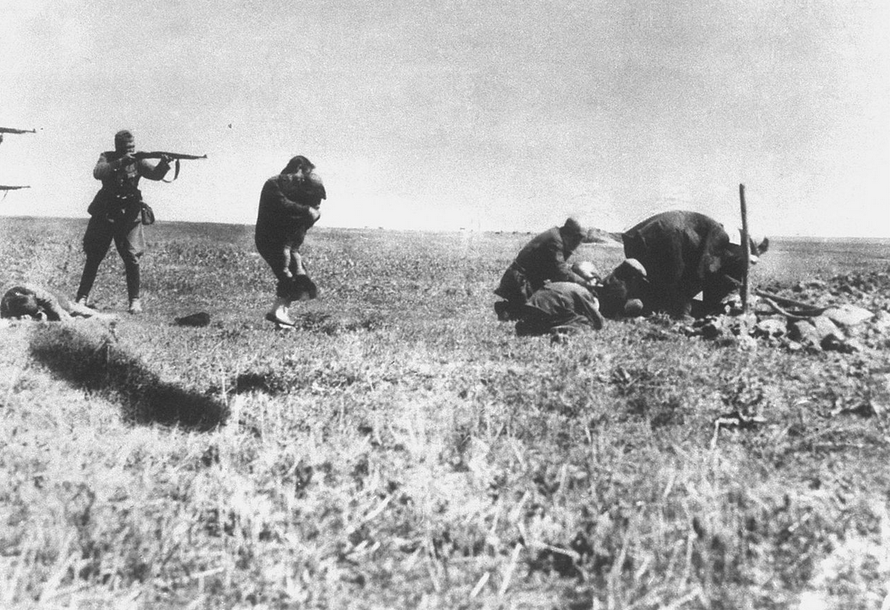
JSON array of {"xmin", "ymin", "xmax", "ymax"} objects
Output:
[
  {"xmin": 494, "ymin": 217, "xmax": 594, "ymax": 321},
  {"xmin": 514, "ymin": 281, "xmax": 605, "ymax": 337}
]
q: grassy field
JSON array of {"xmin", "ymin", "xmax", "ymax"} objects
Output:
[{"xmin": 1, "ymin": 217, "xmax": 889, "ymax": 609}]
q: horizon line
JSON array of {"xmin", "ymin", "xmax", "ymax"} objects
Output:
[{"xmin": 1, "ymin": 214, "xmax": 889, "ymax": 242}]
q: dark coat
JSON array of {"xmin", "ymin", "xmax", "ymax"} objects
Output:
[
  {"xmin": 622, "ymin": 210, "xmax": 768, "ymax": 317},
  {"xmin": 255, "ymin": 172, "xmax": 326, "ymax": 254},
  {"xmin": 88, "ymin": 151, "xmax": 170, "ymax": 224},
  {"xmin": 595, "ymin": 260, "xmax": 647, "ymax": 319},
  {"xmin": 515, "ymin": 282, "xmax": 604, "ymax": 336},
  {"xmin": 495, "ymin": 227, "xmax": 587, "ymax": 310}
]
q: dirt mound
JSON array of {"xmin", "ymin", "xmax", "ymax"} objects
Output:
[
  {"xmin": 685, "ymin": 270, "xmax": 890, "ymax": 355},
  {"xmin": 583, "ymin": 227, "xmax": 622, "ymax": 246}
]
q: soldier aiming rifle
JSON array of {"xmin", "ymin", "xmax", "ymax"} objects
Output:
[
  {"xmin": 73, "ymin": 130, "xmax": 206, "ymax": 314},
  {"xmin": 0, "ymin": 126, "xmax": 36, "ymax": 145}
]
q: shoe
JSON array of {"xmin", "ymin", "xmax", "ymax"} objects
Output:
[
  {"xmin": 265, "ymin": 311, "xmax": 295, "ymax": 327},
  {"xmin": 494, "ymin": 301, "xmax": 515, "ymax": 321},
  {"xmin": 128, "ymin": 299, "xmax": 143, "ymax": 315}
]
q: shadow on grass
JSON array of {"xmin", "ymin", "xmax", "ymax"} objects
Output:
[{"xmin": 29, "ymin": 324, "xmax": 227, "ymax": 431}]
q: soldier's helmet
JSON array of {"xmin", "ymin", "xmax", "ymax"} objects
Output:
[{"xmin": 562, "ymin": 217, "xmax": 584, "ymax": 237}]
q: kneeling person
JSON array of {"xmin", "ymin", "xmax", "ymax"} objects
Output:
[
  {"xmin": 594, "ymin": 258, "xmax": 648, "ymax": 319},
  {"xmin": 515, "ymin": 281, "xmax": 605, "ymax": 337},
  {"xmin": 494, "ymin": 217, "xmax": 594, "ymax": 320}
]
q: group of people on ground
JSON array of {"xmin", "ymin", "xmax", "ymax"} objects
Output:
[{"xmin": 494, "ymin": 218, "xmax": 649, "ymax": 337}]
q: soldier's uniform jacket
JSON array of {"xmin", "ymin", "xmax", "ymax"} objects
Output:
[
  {"xmin": 88, "ymin": 151, "xmax": 169, "ymax": 224},
  {"xmin": 511, "ymin": 227, "xmax": 587, "ymax": 290},
  {"xmin": 495, "ymin": 226, "xmax": 588, "ymax": 308}
]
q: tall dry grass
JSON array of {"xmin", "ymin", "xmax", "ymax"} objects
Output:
[{"xmin": 1, "ymin": 218, "xmax": 888, "ymax": 609}]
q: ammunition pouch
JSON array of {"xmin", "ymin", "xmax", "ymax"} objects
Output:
[
  {"xmin": 141, "ymin": 203, "xmax": 156, "ymax": 226},
  {"xmin": 89, "ymin": 188, "xmax": 143, "ymax": 225}
]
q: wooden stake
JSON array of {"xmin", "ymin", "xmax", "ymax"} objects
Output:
[{"xmin": 739, "ymin": 184, "xmax": 750, "ymax": 313}]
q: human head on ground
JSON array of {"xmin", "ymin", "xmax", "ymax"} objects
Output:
[
  {"xmin": 0, "ymin": 287, "xmax": 40, "ymax": 319},
  {"xmin": 114, "ymin": 130, "xmax": 135, "ymax": 154},
  {"xmin": 559, "ymin": 217, "xmax": 585, "ymax": 253}
]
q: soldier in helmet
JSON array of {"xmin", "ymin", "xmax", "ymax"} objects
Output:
[
  {"xmin": 74, "ymin": 130, "xmax": 173, "ymax": 314},
  {"xmin": 494, "ymin": 217, "xmax": 595, "ymax": 321}
]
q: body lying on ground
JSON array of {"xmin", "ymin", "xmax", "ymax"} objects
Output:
[{"xmin": 2, "ymin": 284, "xmax": 113, "ymax": 322}]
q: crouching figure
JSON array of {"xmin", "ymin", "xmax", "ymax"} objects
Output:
[
  {"xmin": 593, "ymin": 259, "xmax": 648, "ymax": 319},
  {"xmin": 515, "ymin": 281, "xmax": 605, "ymax": 337},
  {"xmin": 494, "ymin": 218, "xmax": 594, "ymax": 321}
]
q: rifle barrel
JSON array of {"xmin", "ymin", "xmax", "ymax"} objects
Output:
[
  {"xmin": 0, "ymin": 185, "xmax": 31, "ymax": 190},
  {"xmin": 136, "ymin": 151, "xmax": 207, "ymax": 160},
  {"xmin": 0, "ymin": 127, "xmax": 36, "ymax": 134}
]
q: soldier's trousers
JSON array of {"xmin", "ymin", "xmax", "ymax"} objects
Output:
[{"xmin": 77, "ymin": 216, "xmax": 144, "ymax": 302}]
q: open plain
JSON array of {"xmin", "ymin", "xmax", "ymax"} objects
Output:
[{"xmin": 1, "ymin": 217, "xmax": 889, "ymax": 609}]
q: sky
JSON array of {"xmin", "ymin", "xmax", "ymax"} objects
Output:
[{"xmin": 1, "ymin": 0, "xmax": 888, "ymax": 237}]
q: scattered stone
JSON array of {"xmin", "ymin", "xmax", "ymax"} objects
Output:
[
  {"xmin": 813, "ymin": 316, "xmax": 844, "ymax": 346},
  {"xmin": 839, "ymin": 337, "xmax": 865, "ymax": 354},
  {"xmin": 823, "ymin": 304, "xmax": 874, "ymax": 328},
  {"xmin": 789, "ymin": 320, "xmax": 822, "ymax": 347},
  {"xmin": 872, "ymin": 311, "xmax": 890, "ymax": 333},
  {"xmin": 755, "ymin": 318, "xmax": 786, "ymax": 338}
]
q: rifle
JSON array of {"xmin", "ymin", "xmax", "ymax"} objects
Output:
[
  {"xmin": 0, "ymin": 127, "xmax": 36, "ymax": 145},
  {"xmin": 0, "ymin": 185, "xmax": 30, "ymax": 201},
  {"xmin": 134, "ymin": 151, "xmax": 207, "ymax": 182}
]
